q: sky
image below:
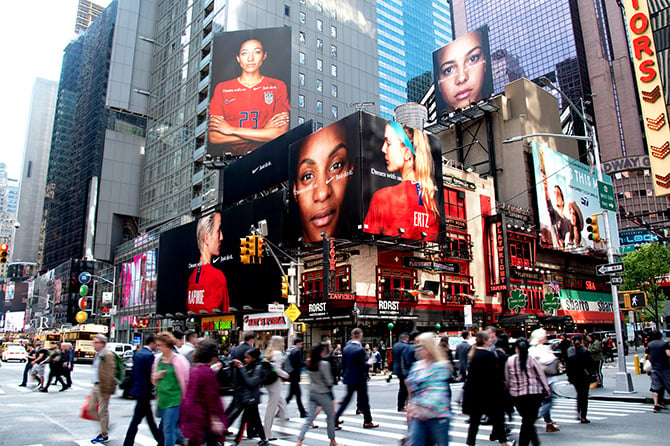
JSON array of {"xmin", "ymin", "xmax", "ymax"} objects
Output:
[{"xmin": 0, "ymin": 0, "xmax": 111, "ymax": 181}]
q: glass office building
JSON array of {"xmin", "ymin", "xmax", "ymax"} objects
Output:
[{"xmin": 377, "ymin": 0, "xmax": 452, "ymax": 119}]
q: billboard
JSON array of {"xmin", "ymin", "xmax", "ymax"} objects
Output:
[
  {"xmin": 433, "ymin": 25, "xmax": 494, "ymax": 118},
  {"xmin": 207, "ymin": 27, "xmax": 292, "ymax": 158},
  {"xmin": 531, "ymin": 141, "xmax": 619, "ymax": 253},
  {"xmin": 287, "ymin": 112, "xmax": 443, "ymax": 245},
  {"xmin": 118, "ymin": 249, "xmax": 157, "ymax": 308}
]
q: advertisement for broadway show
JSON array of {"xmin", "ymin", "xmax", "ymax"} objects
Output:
[
  {"xmin": 207, "ymin": 27, "xmax": 292, "ymax": 158},
  {"xmin": 288, "ymin": 112, "xmax": 443, "ymax": 245},
  {"xmin": 433, "ymin": 25, "xmax": 494, "ymax": 118},
  {"xmin": 531, "ymin": 141, "xmax": 619, "ymax": 254}
]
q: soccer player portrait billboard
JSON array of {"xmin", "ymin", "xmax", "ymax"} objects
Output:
[
  {"xmin": 433, "ymin": 25, "xmax": 493, "ymax": 118},
  {"xmin": 531, "ymin": 141, "xmax": 619, "ymax": 253},
  {"xmin": 208, "ymin": 27, "xmax": 292, "ymax": 157},
  {"xmin": 361, "ymin": 113, "xmax": 444, "ymax": 241}
]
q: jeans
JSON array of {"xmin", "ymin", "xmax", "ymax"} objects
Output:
[
  {"xmin": 20, "ymin": 361, "xmax": 32, "ymax": 386},
  {"xmin": 409, "ymin": 417, "xmax": 450, "ymax": 446},
  {"xmin": 123, "ymin": 398, "xmax": 162, "ymax": 446},
  {"xmin": 298, "ymin": 392, "xmax": 336, "ymax": 441},
  {"xmin": 286, "ymin": 378, "xmax": 306, "ymax": 417},
  {"xmin": 335, "ymin": 382, "xmax": 372, "ymax": 424},
  {"xmin": 466, "ymin": 408, "xmax": 506, "ymax": 445},
  {"xmin": 234, "ymin": 404, "xmax": 266, "ymax": 443},
  {"xmin": 574, "ymin": 382, "xmax": 589, "ymax": 419},
  {"xmin": 158, "ymin": 405, "xmax": 180, "ymax": 446},
  {"xmin": 540, "ymin": 381, "xmax": 555, "ymax": 423},
  {"xmin": 397, "ymin": 376, "xmax": 408, "ymax": 410}
]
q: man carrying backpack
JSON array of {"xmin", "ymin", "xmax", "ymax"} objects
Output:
[
  {"xmin": 285, "ymin": 337, "xmax": 307, "ymax": 418},
  {"xmin": 87, "ymin": 334, "xmax": 117, "ymax": 444}
]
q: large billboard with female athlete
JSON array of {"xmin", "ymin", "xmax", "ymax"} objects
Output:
[
  {"xmin": 433, "ymin": 25, "xmax": 494, "ymax": 118},
  {"xmin": 531, "ymin": 141, "xmax": 619, "ymax": 253},
  {"xmin": 207, "ymin": 27, "xmax": 292, "ymax": 158}
]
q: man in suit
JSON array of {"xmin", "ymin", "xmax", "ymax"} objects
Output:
[
  {"xmin": 391, "ymin": 333, "xmax": 410, "ymax": 411},
  {"xmin": 285, "ymin": 336, "xmax": 307, "ymax": 417},
  {"xmin": 566, "ymin": 334, "xmax": 593, "ymax": 424},
  {"xmin": 123, "ymin": 335, "xmax": 162, "ymax": 446},
  {"xmin": 335, "ymin": 328, "xmax": 379, "ymax": 429},
  {"xmin": 224, "ymin": 331, "xmax": 257, "ymax": 430}
]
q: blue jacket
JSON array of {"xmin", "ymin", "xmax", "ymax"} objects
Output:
[
  {"xmin": 392, "ymin": 340, "xmax": 407, "ymax": 377},
  {"xmin": 341, "ymin": 340, "xmax": 369, "ymax": 386},
  {"xmin": 129, "ymin": 346, "xmax": 155, "ymax": 399}
]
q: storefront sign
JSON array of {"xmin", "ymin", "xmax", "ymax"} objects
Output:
[
  {"xmin": 510, "ymin": 269, "xmax": 543, "ymax": 282},
  {"xmin": 268, "ymin": 303, "xmax": 285, "ymax": 312},
  {"xmin": 328, "ymin": 292, "xmax": 356, "ymax": 301},
  {"xmin": 403, "ymin": 256, "xmax": 459, "ymax": 273},
  {"xmin": 559, "ymin": 277, "xmax": 611, "ymax": 293},
  {"xmin": 560, "ymin": 289, "xmax": 615, "ymax": 324},
  {"xmin": 378, "ymin": 299, "xmax": 400, "ymax": 317},
  {"xmin": 380, "ymin": 289, "xmax": 419, "ymax": 303},
  {"xmin": 602, "ymin": 155, "xmax": 650, "ymax": 174},
  {"xmin": 508, "ymin": 289, "xmax": 528, "ymax": 313},
  {"xmin": 243, "ymin": 312, "xmax": 290, "ymax": 331},
  {"xmin": 299, "ymin": 300, "xmax": 355, "ymax": 321},
  {"xmin": 619, "ymin": 228, "xmax": 659, "ymax": 245},
  {"xmin": 444, "ymin": 174, "xmax": 477, "ymax": 190},
  {"xmin": 464, "ymin": 304, "xmax": 473, "ymax": 326},
  {"xmin": 445, "ymin": 217, "xmax": 467, "ymax": 231},
  {"xmin": 201, "ymin": 315, "xmax": 235, "ymax": 331},
  {"xmin": 303, "ymin": 252, "xmax": 349, "ymax": 269}
]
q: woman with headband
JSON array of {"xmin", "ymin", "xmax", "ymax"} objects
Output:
[{"xmin": 363, "ymin": 121, "xmax": 440, "ymax": 240}]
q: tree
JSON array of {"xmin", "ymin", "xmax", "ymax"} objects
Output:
[{"xmin": 622, "ymin": 243, "xmax": 670, "ymax": 327}]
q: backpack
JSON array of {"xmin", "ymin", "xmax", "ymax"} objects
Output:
[
  {"xmin": 110, "ymin": 351, "xmax": 125, "ymax": 384},
  {"xmin": 282, "ymin": 348, "xmax": 295, "ymax": 375},
  {"xmin": 260, "ymin": 360, "xmax": 278, "ymax": 385}
]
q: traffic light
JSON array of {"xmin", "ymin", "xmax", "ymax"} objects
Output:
[
  {"xmin": 78, "ymin": 297, "xmax": 89, "ymax": 310},
  {"xmin": 281, "ymin": 276, "xmax": 289, "ymax": 298},
  {"xmin": 248, "ymin": 236, "xmax": 258, "ymax": 263},
  {"xmin": 586, "ymin": 214, "xmax": 601, "ymax": 242},
  {"xmin": 256, "ymin": 235, "xmax": 265, "ymax": 260},
  {"xmin": 0, "ymin": 243, "xmax": 8, "ymax": 263},
  {"xmin": 240, "ymin": 237, "xmax": 251, "ymax": 264}
]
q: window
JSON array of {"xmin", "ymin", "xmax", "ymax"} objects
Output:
[
  {"xmin": 316, "ymin": 122, "xmax": 323, "ymax": 130},
  {"xmin": 444, "ymin": 188, "xmax": 466, "ymax": 220},
  {"xmin": 316, "ymin": 38, "xmax": 323, "ymax": 50},
  {"xmin": 444, "ymin": 231, "xmax": 472, "ymax": 260},
  {"xmin": 298, "ymin": 116, "xmax": 305, "ymax": 124},
  {"xmin": 330, "ymin": 25, "xmax": 337, "ymax": 38},
  {"xmin": 299, "ymin": 11, "xmax": 305, "ymax": 23},
  {"xmin": 376, "ymin": 266, "xmax": 418, "ymax": 302},
  {"xmin": 509, "ymin": 240, "xmax": 532, "ymax": 268},
  {"xmin": 316, "ymin": 100, "xmax": 323, "ymax": 113},
  {"xmin": 299, "ymin": 31, "xmax": 306, "ymax": 43},
  {"xmin": 331, "ymin": 64, "xmax": 337, "ymax": 77},
  {"xmin": 316, "ymin": 2, "xmax": 323, "ymax": 12},
  {"xmin": 298, "ymin": 72, "xmax": 305, "ymax": 86},
  {"xmin": 331, "ymin": 84, "xmax": 337, "ymax": 97},
  {"xmin": 26, "ymin": 161, "xmax": 32, "ymax": 178},
  {"xmin": 330, "ymin": 44, "xmax": 337, "ymax": 57},
  {"xmin": 299, "ymin": 52, "xmax": 305, "ymax": 64},
  {"xmin": 316, "ymin": 79, "xmax": 323, "ymax": 92},
  {"xmin": 298, "ymin": 94, "xmax": 305, "ymax": 108},
  {"xmin": 300, "ymin": 265, "xmax": 351, "ymax": 303},
  {"xmin": 440, "ymin": 274, "xmax": 474, "ymax": 304},
  {"xmin": 317, "ymin": 19, "xmax": 323, "ymax": 32},
  {"xmin": 317, "ymin": 58, "xmax": 323, "ymax": 71},
  {"xmin": 284, "ymin": 5, "xmax": 290, "ymax": 16},
  {"xmin": 331, "ymin": 105, "xmax": 338, "ymax": 118},
  {"xmin": 331, "ymin": 8, "xmax": 337, "ymax": 20}
]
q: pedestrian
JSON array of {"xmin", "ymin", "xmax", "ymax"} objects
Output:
[
  {"xmin": 123, "ymin": 335, "xmax": 162, "ymax": 446},
  {"xmin": 566, "ymin": 334, "xmax": 592, "ymax": 423},
  {"xmin": 86, "ymin": 334, "xmax": 117, "ymax": 444},
  {"xmin": 263, "ymin": 336, "xmax": 290, "ymax": 440},
  {"xmin": 29, "ymin": 340, "xmax": 49, "ymax": 390},
  {"xmin": 461, "ymin": 330, "xmax": 513, "ymax": 446},
  {"xmin": 230, "ymin": 347, "xmax": 270, "ymax": 446},
  {"xmin": 377, "ymin": 340, "xmax": 387, "ymax": 370},
  {"xmin": 372, "ymin": 347, "xmax": 381, "ymax": 374},
  {"xmin": 332, "ymin": 344, "xmax": 343, "ymax": 384},
  {"xmin": 528, "ymin": 328, "xmax": 560, "ymax": 432},
  {"xmin": 225, "ymin": 331, "xmax": 257, "ymax": 431},
  {"xmin": 60, "ymin": 342, "xmax": 75, "ymax": 390},
  {"xmin": 455, "ymin": 331, "xmax": 471, "ymax": 381},
  {"xmin": 505, "ymin": 338, "xmax": 550, "ymax": 446},
  {"xmin": 179, "ymin": 330, "xmax": 198, "ymax": 364},
  {"xmin": 18, "ymin": 343, "xmax": 35, "ymax": 387},
  {"xmin": 42, "ymin": 343, "xmax": 67, "ymax": 392},
  {"xmin": 405, "ymin": 332, "xmax": 452, "ymax": 446},
  {"xmin": 286, "ymin": 336, "xmax": 307, "ymax": 418},
  {"xmin": 296, "ymin": 343, "xmax": 338, "ymax": 446},
  {"xmin": 645, "ymin": 330, "xmax": 670, "ymax": 412},
  {"xmin": 586, "ymin": 333, "xmax": 604, "ymax": 388},
  {"xmin": 557, "ymin": 333, "xmax": 571, "ymax": 367},
  {"xmin": 152, "ymin": 331, "xmax": 190, "ymax": 446},
  {"xmin": 180, "ymin": 339, "xmax": 228, "ymax": 446},
  {"xmin": 334, "ymin": 328, "xmax": 379, "ymax": 429},
  {"xmin": 392, "ymin": 333, "xmax": 410, "ymax": 411}
]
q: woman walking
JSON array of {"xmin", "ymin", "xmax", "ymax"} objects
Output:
[
  {"xmin": 587, "ymin": 334, "xmax": 604, "ymax": 388},
  {"xmin": 461, "ymin": 330, "xmax": 513, "ymax": 446},
  {"xmin": 405, "ymin": 332, "xmax": 452, "ymax": 446},
  {"xmin": 263, "ymin": 336, "xmax": 290, "ymax": 441},
  {"xmin": 529, "ymin": 329, "xmax": 560, "ymax": 433},
  {"xmin": 505, "ymin": 338, "xmax": 550, "ymax": 446},
  {"xmin": 296, "ymin": 343, "xmax": 337, "ymax": 446},
  {"xmin": 231, "ymin": 347, "xmax": 270, "ymax": 446},
  {"xmin": 180, "ymin": 339, "xmax": 227, "ymax": 446},
  {"xmin": 152, "ymin": 332, "xmax": 190, "ymax": 446}
]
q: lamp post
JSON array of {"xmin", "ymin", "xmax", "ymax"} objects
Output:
[{"xmin": 502, "ymin": 78, "xmax": 634, "ymax": 393}]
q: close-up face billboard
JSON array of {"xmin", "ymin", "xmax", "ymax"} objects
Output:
[
  {"xmin": 531, "ymin": 141, "xmax": 619, "ymax": 253},
  {"xmin": 207, "ymin": 27, "xmax": 292, "ymax": 158},
  {"xmin": 433, "ymin": 25, "xmax": 493, "ymax": 117}
]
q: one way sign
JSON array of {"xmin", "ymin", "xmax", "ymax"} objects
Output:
[{"xmin": 596, "ymin": 262, "xmax": 624, "ymax": 276}]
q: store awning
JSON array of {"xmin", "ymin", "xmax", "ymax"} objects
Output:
[{"xmin": 498, "ymin": 314, "xmax": 539, "ymax": 327}]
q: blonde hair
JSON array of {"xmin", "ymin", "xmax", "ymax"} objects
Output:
[
  {"xmin": 403, "ymin": 125, "xmax": 438, "ymax": 218},
  {"xmin": 416, "ymin": 332, "xmax": 446, "ymax": 362},
  {"xmin": 265, "ymin": 335, "xmax": 285, "ymax": 357},
  {"xmin": 156, "ymin": 332, "xmax": 177, "ymax": 348}
]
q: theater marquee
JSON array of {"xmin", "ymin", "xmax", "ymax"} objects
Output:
[{"xmin": 623, "ymin": 0, "xmax": 670, "ymax": 196}]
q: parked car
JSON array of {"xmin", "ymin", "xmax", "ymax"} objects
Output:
[
  {"xmin": 106, "ymin": 342, "xmax": 133, "ymax": 355},
  {"xmin": 2, "ymin": 344, "xmax": 27, "ymax": 362}
]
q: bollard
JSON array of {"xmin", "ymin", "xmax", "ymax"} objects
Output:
[{"xmin": 634, "ymin": 354, "xmax": 641, "ymax": 375}]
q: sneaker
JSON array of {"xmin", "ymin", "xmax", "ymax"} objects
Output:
[
  {"xmin": 546, "ymin": 423, "xmax": 560, "ymax": 432},
  {"xmin": 653, "ymin": 405, "xmax": 664, "ymax": 413},
  {"xmin": 91, "ymin": 434, "xmax": 109, "ymax": 444},
  {"xmin": 18, "ymin": 384, "xmax": 27, "ymax": 387},
  {"xmin": 39, "ymin": 388, "xmax": 48, "ymax": 393}
]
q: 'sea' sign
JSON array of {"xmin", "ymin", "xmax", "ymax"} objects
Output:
[{"xmin": 623, "ymin": 0, "xmax": 670, "ymax": 196}]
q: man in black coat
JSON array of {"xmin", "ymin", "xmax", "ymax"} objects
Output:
[
  {"xmin": 391, "ymin": 333, "xmax": 410, "ymax": 411},
  {"xmin": 225, "ymin": 331, "xmax": 258, "ymax": 427},
  {"xmin": 285, "ymin": 336, "xmax": 307, "ymax": 417},
  {"xmin": 335, "ymin": 328, "xmax": 379, "ymax": 429},
  {"xmin": 123, "ymin": 335, "xmax": 162, "ymax": 446},
  {"xmin": 566, "ymin": 334, "xmax": 593, "ymax": 423}
]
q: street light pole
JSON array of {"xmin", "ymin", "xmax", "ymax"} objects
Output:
[{"xmin": 505, "ymin": 78, "xmax": 635, "ymax": 392}]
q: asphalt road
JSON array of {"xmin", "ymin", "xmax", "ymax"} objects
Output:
[{"xmin": 0, "ymin": 359, "xmax": 668, "ymax": 445}]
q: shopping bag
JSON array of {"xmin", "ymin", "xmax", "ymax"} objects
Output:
[{"xmin": 80, "ymin": 396, "xmax": 99, "ymax": 421}]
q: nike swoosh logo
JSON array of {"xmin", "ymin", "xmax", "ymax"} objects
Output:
[
  {"xmin": 252, "ymin": 167, "xmax": 260, "ymax": 174},
  {"xmin": 225, "ymin": 99, "xmax": 235, "ymax": 104}
]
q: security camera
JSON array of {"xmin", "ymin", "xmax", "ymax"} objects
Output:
[{"xmin": 13, "ymin": 221, "xmax": 20, "ymax": 229}]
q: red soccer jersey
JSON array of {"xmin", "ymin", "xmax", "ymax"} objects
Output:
[
  {"xmin": 186, "ymin": 263, "xmax": 230, "ymax": 314},
  {"xmin": 209, "ymin": 76, "xmax": 290, "ymax": 155},
  {"xmin": 363, "ymin": 181, "xmax": 440, "ymax": 241}
]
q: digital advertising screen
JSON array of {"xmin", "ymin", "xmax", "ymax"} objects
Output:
[
  {"xmin": 531, "ymin": 141, "xmax": 619, "ymax": 253},
  {"xmin": 119, "ymin": 249, "xmax": 157, "ymax": 308},
  {"xmin": 433, "ymin": 25, "xmax": 493, "ymax": 118},
  {"xmin": 207, "ymin": 27, "xmax": 292, "ymax": 158}
]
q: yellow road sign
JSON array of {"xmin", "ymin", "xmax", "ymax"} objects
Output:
[{"xmin": 285, "ymin": 303, "xmax": 301, "ymax": 323}]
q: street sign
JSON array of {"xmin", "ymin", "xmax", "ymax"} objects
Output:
[
  {"xmin": 610, "ymin": 275, "xmax": 624, "ymax": 285},
  {"xmin": 268, "ymin": 303, "xmax": 285, "ymax": 313},
  {"xmin": 596, "ymin": 262, "xmax": 624, "ymax": 276},
  {"xmin": 79, "ymin": 271, "xmax": 92, "ymax": 284},
  {"xmin": 285, "ymin": 303, "xmax": 301, "ymax": 323},
  {"xmin": 598, "ymin": 181, "xmax": 617, "ymax": 211}
]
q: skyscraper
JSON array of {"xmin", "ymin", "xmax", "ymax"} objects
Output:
[
  {"xmin": 75, "ymin": 0, "xmax": 107, "ymax": 34},
  {"xmin": 376, "ymin": 0, "xmax": 452, "ymax": 118},
  {"xmin": 14, "ymin": 78, "xmax": 57, "ymax": 264}
]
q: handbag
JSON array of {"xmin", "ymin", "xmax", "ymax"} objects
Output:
[
  {"xmin": 80, "ymin": 396, "xmax": 98, "ymax": 421},
  {"xmin": 643, "ymin": 358, "xmax": 653, "ymax": 374}
]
